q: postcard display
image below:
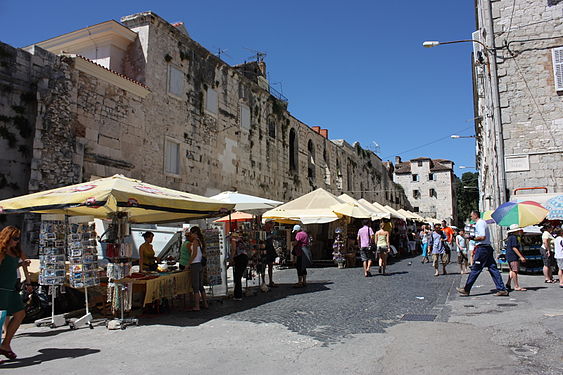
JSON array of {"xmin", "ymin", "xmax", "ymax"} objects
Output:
[{"xmin": 204, "ymin": 227, "xmax": 224, "ymax": 288}]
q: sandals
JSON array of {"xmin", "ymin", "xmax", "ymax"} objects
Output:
[
  {"xmin": 545, "ymin": 280, "xmax": 555, "ymax": 283},
  {"xmin": 0, "ymin": 348, "xmax": 17, "ymax": 360},
  {"xmin": 514, "ymin": 287, "xmax": 527, "ymax": 291}
]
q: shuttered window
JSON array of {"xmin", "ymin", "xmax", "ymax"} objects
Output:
[
  {"xmin": 168, "ymin": 65, "xmax": 184, "ymax": 98},
  {"xmin": 205, "ymin": 88, "xmax": 218, "ymax": 115},
  {"xmin": 240, "ymin": 104, "xmax": 250, "ymax": 129},
  {"xmin": 552, "ymin": 47, "xmax": 563, "ymax": 91},
  {"xmin": 164, "ymin": 137, "xmax": 180, "ymax": 175}
]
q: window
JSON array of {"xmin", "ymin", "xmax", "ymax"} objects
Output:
[
  {"xmin": 417, "ymin": 161, "xmax": 423, "ymax": 167},
  {"xmin": 267, "ymin": 117, "xmax": 276, "ymax": 138},
  {"xmin": 240, "ymin": 104, "xmax": 250, "ymax": 129},
  {"xmin": 428, "ymin": 173, "xmax": 435, "ymax": 181},
  {"xmin": 412, "ymin": 190, "xmax": 420, "ymax": 199},
  {"xmin": 412, "ymin": 174, "xmax": 419, "ymax": 182},
  {"xmin": 552, "ymin": 47, "xmax": 563, "ymax": 91},
  {"xmin": 413, "ymin": 207, "xmax": 420, "ymax": 213},
  {"xmin": 205, "ymin": 88, "xmax": 218, "ymax": 115},
  {"xmin": 289, "ymin": 128, "xmax": 297, "ymax": 171},
  {"xmin": 429, "ymin": 188, "xmax": 437, "ymax": 198},
  {"xmin": 168, "ymin": 65, "xmax": 184, "ymax": 98},
  {"xmin": 164, "ymin": 137, "xmax": 180, "ymax": 175}
]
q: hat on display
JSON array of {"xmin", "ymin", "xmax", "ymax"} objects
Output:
[
  {"xmin": 335, "ymin": 227, "xmax": 343, "ymax": 234},
  {"xmin": 507, "ymin": 224, "xmax": 522, "ymax": 234},
  {"xmin": 292, "ymin": 224, "xmax": 302, "ymax": 232}
]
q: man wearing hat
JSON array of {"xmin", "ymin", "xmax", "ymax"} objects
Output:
[
  {"xmin": 292, "ymin": 225, "xmax": 311, "ymax": 288},
  {"xmin": 504, "ymin": 224, "xmax": 527, "ymax": 291}
]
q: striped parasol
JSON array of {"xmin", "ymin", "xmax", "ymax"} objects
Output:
[{"xmin": 491, "ymin": 201, "xmax": 549, "ymax": 227}]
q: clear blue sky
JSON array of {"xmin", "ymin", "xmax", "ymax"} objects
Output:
[{"xmin": 0, "ymin": 0, "xmax": 477, "ymax": 175}]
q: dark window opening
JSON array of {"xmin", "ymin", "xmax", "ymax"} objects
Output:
[{"xmin": 289, "ymin": 128, "xmax": 297, "ymax": 171}]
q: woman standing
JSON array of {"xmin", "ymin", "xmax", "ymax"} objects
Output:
[
  {"xmin": 179, "ymin": 229, "xmax": 191, "ymax": 271},
  {"xmin": 504, "ymin": 225, "xmax": 527, "ymax": 291},
  {"xmin": 292, "ymin": 225, "xmax": 311, "ymax": 287},
  {"xmin": 375, "ymin": 223, "xmax": 390, "ymax": 275},
  {"xmin": 420, "ymin": 225, "xmax": 430, "ymax": 263},
  {"xmin": 229, "ymin": 231, "xmax": 249, "ymax": 300},
  {"xmin": 189, "ymin": 226, "xmax": 208, "ymax": 310},
  {"xmin": 0, "ymin": 226, "xmax": 27, "ymax": 360},
  {"xmin": 139, "ymin": 231, "xmax": 158, "ymax": 272}
]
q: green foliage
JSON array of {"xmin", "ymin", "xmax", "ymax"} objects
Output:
[{"xmin": 455, "ymin": 172, "xmax": 479, "ymax": 227}]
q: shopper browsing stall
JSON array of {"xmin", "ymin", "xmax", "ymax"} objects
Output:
[
  {"xmin": 189, "ymin": 226, "xmax": 208, "ymax": 310},
  {"xmin": 0, "ymin": 226, "xmax": 27, "ymax": 360},
  {"xmin": 179, "ymin": 229, "xmax": 191, "ymax": 271},
  {"xmin": 504, "ymin": 225, "xmax": 527, "ymax": 291},
  {"xmin": 263, "ymin": 221, "xmax": 278, "ymax": 288},
  {"xmin": 229, "ymin": 231, "xmax": 249, "ymax": 301},
  {"xmin": 292, "ymin": 225, "xmax": 311, "ymax": 288},
  {"xmin": 553, "ymin": 227, "xmax": 563, "ymax": 288},
  {"xmin": 541, "ymin": 224, "xmax": 556, "ymax": 283}
]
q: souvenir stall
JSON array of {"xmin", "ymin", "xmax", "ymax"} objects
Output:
[
  {"xmin": 498, "ymin": 226, "xmax": 544, "ymax": 273},
  {"xmin": 0, "ymin": 175, "xmax": 234, "ymax": 329}
]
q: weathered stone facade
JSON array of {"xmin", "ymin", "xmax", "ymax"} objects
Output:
[
  {"xmin": 0, "ymin": 11, "xmax": 411, "ymax": 226},
  {"xmin": 392, "ymin": 157, "xmax": 457, "ymax": 223},
  {"xmin": 474, "ymin": 0, "xmax": 563, "ymax": 212}
]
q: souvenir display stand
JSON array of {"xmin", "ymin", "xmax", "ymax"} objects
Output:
[
  {"xmin": 36, "ymin": 214, "xmax": 67, "ymax": 328},
  {"xmin": 204, "ymin": 225, "xmax": 224, "ymax": 296},
  {"xmin": 499, "ymin": 230, "xmax": 543, "ymax": 273},
  {"xmin": 104, "ymin": 213, "xmax": 138, "ymax": 330},
  {"xmin": 67, "ymin": 216, "xmax": 99, "ymax": 330}
]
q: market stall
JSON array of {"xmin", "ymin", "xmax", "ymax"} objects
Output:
[{"xmin": 0, "ymin": 174, "xmax": 234, "ymax": 328}]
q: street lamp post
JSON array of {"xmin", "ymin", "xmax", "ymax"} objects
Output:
[
  {"xmin": 459, "ymin": 166, "xmax": 477, "ymax": 169},
  {"xmin": 451, "ymin": 135, "xmax": 476, "ymax": 139}
]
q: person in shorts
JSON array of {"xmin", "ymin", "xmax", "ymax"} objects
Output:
[
  {"xmin": 430, "ymin": 223, "xmax": 448, "ymax": 276},
  {"xmin": 540, "ymin": 225, "xmax": 556, "ymax": 283},
  {"xmin": 455, "ymin": 229, "xmax": 469, "ymax": 274},
  {"xmin": 375, "ymin": 223, "xmax": 390, "ymax": 275},
  {"xmin": 357, "ymin": 219, "xmax": 375, "ymax": 277},
  {"xmin": 504, "ymin": 224, "xmax": 526, "ymax": 291},
  {"xmin": 552, "ymin": 228, "xmax": 563, "ymax": 288}
]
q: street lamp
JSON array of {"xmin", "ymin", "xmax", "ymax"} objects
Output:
[
  {"xmin": 451, "ymin": 135, "xmax": 476, "ymax": 139},
  {"xmin": 423, "ymin": 39, "xmax": 490, "ymax": 51}
]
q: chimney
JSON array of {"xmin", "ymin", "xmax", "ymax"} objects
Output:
[
  {"xmin": 311, "ymin": 126, "xmax": 321, "ymax": 134},
  {"xmin": 319, "ymin": 129, "xmax": 328, "ymax": 138},
  {"xmin": 395, "ymin": 156, "xmax": 402, "ymax": 164}
]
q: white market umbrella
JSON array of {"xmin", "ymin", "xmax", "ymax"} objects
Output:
[{"xmin": 210, "ymin": 191, "xmax": 283, "ymax": 211}]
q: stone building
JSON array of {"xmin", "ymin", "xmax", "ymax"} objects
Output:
[
  {"xmin": 392, "ymin": 156, "xmax": 457, "ymax": 223},
  {"xmin": 0, "ymin": 11, "xmax": 410, "ymax": 230},
  {"xmin": 473, "ymin": 0, "xmax": 563, "ymax": 213}
]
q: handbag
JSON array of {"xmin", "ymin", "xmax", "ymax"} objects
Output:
[
  {"xmin": 201, "ymin": 256, "xmax": 207, "ymax": 267},
  {"xmin": 369, "ymin": 228, "xmax": 377, "ymax": 252}
]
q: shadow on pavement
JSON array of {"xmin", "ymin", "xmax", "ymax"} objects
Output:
[
  {"xmin": 0, "ymin": 348, "xmax": 100, "ymax": 369},
  {"xmin": 140, "ymin": 280, "xmax": 333, "ymax": 327}
]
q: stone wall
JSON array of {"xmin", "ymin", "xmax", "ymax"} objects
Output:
[{"xmin": 475, "ymin": 0, "xmax": 563, "ymax": 205}]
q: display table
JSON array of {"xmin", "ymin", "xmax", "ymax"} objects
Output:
[{"xmin": 122, "ymin": 270, "xmax": 192, "ymax": 306}]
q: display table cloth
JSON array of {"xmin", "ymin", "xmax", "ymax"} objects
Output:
[{"xmin": 122, "ymin": 270, "xmax": 191, "ymax": 306}]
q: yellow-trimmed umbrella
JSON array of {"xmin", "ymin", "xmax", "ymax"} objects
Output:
[{"xmin": 0, "ymin": 174, "xmax": 234, "ymax": 223}]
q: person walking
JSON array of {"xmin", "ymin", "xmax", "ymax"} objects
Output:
[
  {"xmin": 263, "ymin": 221, "xmax": 278, "ymax": 288},
  {"xmin": 553, "ymin": 228, "xmax": 563, "ymax": 288},
  {"xmin": 375, "ymin": 223, "xmax": 390, "ymax": 275},
  {"xmin": 0, "ymin": 226, "xmax": 27, "ymax": 360},
  {"xmin": 357, "ymin": 219, "xmax": 375, "ymax": 277},
  {"xmin": 420, "ymin": 225, "xmax": 430, "ymax": 263},
  {"xmin": 229, "ymin": 231, "xmax": 249, "ymax": 301},
  {"xmin": 457, "ymin": 210, "xmax": 508, "ymax": 296},
  {"xmin": 504, "ymin": 224, "xmax": 527, "ymax": 291},
  {"xmin": 540, "ymin": 224, "xmax": 556, "ymax": 283},
  {"xmin": 292, "ymin": 225, "xmax": 311, "ymax": 288},
  {"xmin": 430, "ymin": 223, "xmax": 448, "ymax": 276},
  {"xmin": 456, "ymin": 229, "xmax": 469, "ymax": 274}
]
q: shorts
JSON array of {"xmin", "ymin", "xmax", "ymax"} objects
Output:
[
  {"xmin": 376, "ymin": 246, "xmax": 389, "ymax": 255},
  {"xmin": 359, "ymin": 247, "xmax": 374, "ymax": 261},
  {"xmin": 540, "ymin": 247, "xmax": 556, "ymax": 267},
  {"xmin": 457, "ymin": 252, "xmax": 467, "ymax": 264},
  {"xmin": 508, "ymin": 261, "xmax": 520, "ymax": 272},
  {"xmin": 556, "ymin": 258, "xmax": 563, "ymax": 270},
  {"xmin": 432, "ymin": 253, "xmax": 449, "ymax": 267}
]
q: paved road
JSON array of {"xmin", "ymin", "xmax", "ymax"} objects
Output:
[{"xmin": 3, "ymin": 256, "xmax": 562, "ymax": 374}]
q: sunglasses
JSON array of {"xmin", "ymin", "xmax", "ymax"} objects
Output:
[{"xmin": 12, "ymin": 237, "xmax": 21, "ymax": 241}]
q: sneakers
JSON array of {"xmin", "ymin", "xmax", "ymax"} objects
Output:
[
  {"xmin": 495, "ymin": 290, "xmax": 509, "ymax": 296},
  {"xmin": 456, "ymin": 287, "xmax": 469, "ymax": 296}
]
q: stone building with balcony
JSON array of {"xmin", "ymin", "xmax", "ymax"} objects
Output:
[
  {"xmin": 0, "ymin": 11, "xmax": 411, "ymax": 229},
  {"xmin": 392, "ymin": 156, "xmax": 456, "ymax": 223}
]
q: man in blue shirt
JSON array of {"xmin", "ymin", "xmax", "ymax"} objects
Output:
[
  {"xmin": 457, "ymin": 210, "xmax": 508, "ymax": 296},
  {"xmin": 430, "ymin": 224, "xmax": 448, "ymax": 276}
]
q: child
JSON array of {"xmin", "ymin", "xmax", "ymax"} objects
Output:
[{"xmin": 456, "ymin": 229, "xmax": 469, "ymax": 274}]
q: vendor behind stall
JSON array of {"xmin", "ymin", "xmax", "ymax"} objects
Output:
[{"xmin": 139, "ymin": 231, "xmax": 159, "ymax": 272}]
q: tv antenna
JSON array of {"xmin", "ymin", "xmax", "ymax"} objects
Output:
[
  {"xmin": 369, "ymin": 141, "xmax": 381, "ymax": 154},
  {"xmin": 243, "ymin": 47, "xmax": 267, "ymax": 63},
  {"xmin": 214, "ymin": 48, "xmax": 231, "ymax": 60}
]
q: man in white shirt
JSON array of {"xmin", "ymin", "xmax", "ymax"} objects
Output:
[{"xmin": 457, "ymin": 210, "xmax": 508, "ymax": 296}]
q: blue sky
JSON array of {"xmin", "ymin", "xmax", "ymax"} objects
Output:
[{"xmin": 0, "ymin": 0, "xmax": 477, "ymax": 175}]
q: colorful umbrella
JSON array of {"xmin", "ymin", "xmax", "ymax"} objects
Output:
[
  {"xmin": 544, "ymin": 194, "xmax": 563, "ymax": 220},
  {"xmin": 491, "ymin": 201, "xmax": 548, "ymax": 227},
  {"xmin": 481, "ymin": 210, "xmax": 495, "ymax": 224}
]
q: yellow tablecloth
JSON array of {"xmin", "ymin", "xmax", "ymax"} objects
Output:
[{"xmin": 123, "ymin": 270, "xmax": 192, "ymax": 306}]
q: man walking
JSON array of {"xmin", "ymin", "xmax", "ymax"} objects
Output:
[
  {"xmin": 457, "ymin": 210, "xmax": 508, "ymax": 296},
  {"xmin": 357, "ymin": 219, "xmax": 375, "ymax": 277},
  {"xmin": 431, "ymin": 223, "xmax": 448, "ymax": 276}
]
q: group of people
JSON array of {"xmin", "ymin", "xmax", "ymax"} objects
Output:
[{"xmin": 357, "ymin": 219, "xmax": 391, "ymax": 277}]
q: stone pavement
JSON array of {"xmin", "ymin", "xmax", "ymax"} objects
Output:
[{"xmin": 1, "ymin": 257, "xmax": 562, "ymax": 374}]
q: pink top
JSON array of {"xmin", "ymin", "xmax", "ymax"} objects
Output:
[
  {"xmin": 357, "ymin": 226, "xmax": 374, "ymax": 248},
  {"xmin": 295, "ymin": 231, "xmax": 309, "ymax": 247}
]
